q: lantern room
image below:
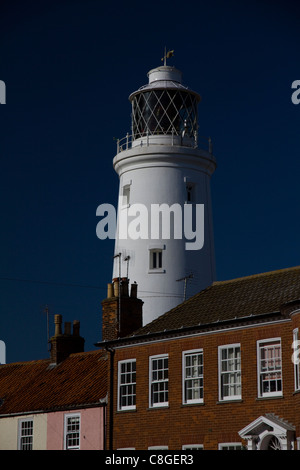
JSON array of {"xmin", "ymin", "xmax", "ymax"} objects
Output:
[{"xmin": 129, "ymin": 65, "xmax": 201, "ymax": 142}]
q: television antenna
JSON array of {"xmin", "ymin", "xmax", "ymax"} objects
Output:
[
  {"xmin": 176, "ymin": 274, "xmax": 193, "ymax": 301},
  {"xmin": 42, "ymin": 305, "xmax": 52, "ymax": 352}
]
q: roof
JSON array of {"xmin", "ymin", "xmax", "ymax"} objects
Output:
[
  {"xmin": 239, "ymin": 413, "xmax": 295, "ymax": 438},
  {"xmin": 129, "ymin": 65, "xmax": 200, "ymax": 101},
  {"xmin": 133, "ymin": 265, "xmax": 300, "ymax": 336},
  {"xmin": 0, "ymin": 350, "xmax": 108, "ymax": 416}
]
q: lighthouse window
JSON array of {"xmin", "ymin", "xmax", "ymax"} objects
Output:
[
  {"xmin": 131, "ymin": 90, "xmax": 198, "ymax": 139},
  {"xmin": 122, "ymin": 184, "xmax": 131, "ymax": 206},
  {"xmin": 186, "ymin": 183, "xmax": 195, "ymax": 203},
  {"xmin": 150, "ymin": 249, "xmax": 162, "ymax": 270}
]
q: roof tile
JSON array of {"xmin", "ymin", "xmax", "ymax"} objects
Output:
[
  {"xmin": 0, "ymin": 350, "xmax": 107, "ymax": 415},
  {"xmin": 135, "ymin": 266, "xmax": 300, "ymax": 335}
]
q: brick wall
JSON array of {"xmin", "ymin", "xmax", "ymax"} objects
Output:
[
  {"xmin": 49, "ymin": 315, "xmax": 84, "ymax": 364},
  {"xmin": 108, "ymin": 313, "xmax": 300, "ymax": 450},
  {"xmin": 102, "ymin": 279, "xmax": 143, "ymax": 341}
]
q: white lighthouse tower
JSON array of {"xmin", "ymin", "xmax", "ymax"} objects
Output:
[{"xmin": 112, "ymin": 55, "xmax": 216, "ymax": 325}]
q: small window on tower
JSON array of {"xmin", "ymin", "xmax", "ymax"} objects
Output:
[
  {"xmin": 186, "ymin": 183, "xmax": 195, "ymax": 203},
  {"xmin": 122, "ymin": 184, "xmax": 130, "ymax": 206},
  {"xmin": 150, "ymin": 249, "xmax": 162, "ymax": 270}
]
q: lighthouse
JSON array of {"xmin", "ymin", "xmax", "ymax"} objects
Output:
[{"xmin": 112, "ymin": 55, "xmax": 217, "ymax": 326}]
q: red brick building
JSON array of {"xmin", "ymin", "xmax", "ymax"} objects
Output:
[{"xmin": 98, "ymin": 266, "xmax": 300, "ymax": 450}]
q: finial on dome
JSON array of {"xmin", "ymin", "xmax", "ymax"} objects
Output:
[{"xmin": 161, "ymin": 47, "xmax": 174, "ymax": 66}]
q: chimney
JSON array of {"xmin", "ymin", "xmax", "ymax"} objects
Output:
[
  {"xmin": 49, "ymin": 315, "xmax": 85, "ymax": 364},
  {"xmin": 101, "ymin": 278, "xmax": 143, "ymax": 341}
]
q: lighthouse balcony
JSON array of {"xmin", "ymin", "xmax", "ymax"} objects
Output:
[{"xmin": 116, "ymin": 132, "xmax": 213, "ymax": 154}]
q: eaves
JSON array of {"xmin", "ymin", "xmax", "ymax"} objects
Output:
[
  {"xmin": 0, "ymin": 399, "xmax": 107, "ymax": 419},
  {"xmin": 95, "ymin": 311, "xmax": 288, "ymax": 350}
]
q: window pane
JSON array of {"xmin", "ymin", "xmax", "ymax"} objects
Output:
[
  {"xmin": 20, "ymin": 420, "xmax": 33, "ymax": 450},
  {"xmin": 184, "ymin": 352, "xmax": 204, "ymax": 403},
  {"xmin": 119, "ymin": 360, "xmax": 136, "ymax": 410},
  {"xmin": 65, "ymin": 416, "xmax": 80, "ymax": 450},
  {"xmin": 158, "ymin": 251, "xmax": 162, "ymax": 268},
  {"xmin": 150, "ymin": 250, "xmax": 162, "ymax": 269},
  {"xmin": 294, "ymin": 330, "xmax": 300, "ymax": 391},
  {"xmin": 259, "ymin": 340, "xmax": 282, "ymax": 396},
  {"xmin": 151, "ymin": 356, "xmax": 168, "ymax": 406},
  {"xmin": 132, "ymin": 90, "xmax": 198, "ymax": 139},
  {"xmin": 220, "ymin": 346, "xmax": 241, "ymax": 400}
]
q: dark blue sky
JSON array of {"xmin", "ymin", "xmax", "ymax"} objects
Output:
[{"xmin": 1, "ymin": 0, "xmax": 300, "ymax": 363}]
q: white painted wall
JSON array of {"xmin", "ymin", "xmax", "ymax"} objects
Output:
[
  {"xmin": 112, "ymin": 65, "xmax": 217, "ymax": 325},
  {"xmin": 0, "ymin": 414, "xmax": 47, "ymax": 450},
  {"xmin": 113, "ymin": 140, "xmax": 216, "ymax": 325}
]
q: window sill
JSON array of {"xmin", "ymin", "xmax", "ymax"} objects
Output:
[
  {"xmin": 216, "ymin": 399, "xmax": 243, "ymax": 404},
  {"xmin": 147, "ymin": 405, "xmax": 169, "ymax": 410},
  {"xmin": 256, "ymin": 395, "xmax": 284, "ymax": 401},
  {"xmin": 181, "ymin": 402, "xmax": 205, "ymax": 407},
  {"xmin": 148, "ymin": 269, "xmax": 165, "ymax": 274}
]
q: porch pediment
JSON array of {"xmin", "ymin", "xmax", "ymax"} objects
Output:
[{"xmin": 239, "ymin": 414, "xmax": 295, "ymax": 450}]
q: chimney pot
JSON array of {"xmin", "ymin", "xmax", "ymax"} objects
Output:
[
  {"xmin": 54, "ymin": 314, "xmax": 62, "ymax": 336},
  {"xmin": 101, "ymin": 281, "xmax": 143, "ymax": 341},
  {"xmin": 107, "ymin": 283, "xmax": 114, "ymax": 298},
  {"xmin": 113, "ymin": 279, "xmax": 120, "ymax": 297},
  {"xmin": 50, "ymin": 315, "xmax": 84, "ymax": 364},
  {"xmin": 64, "ymin": 322, "xmax": 71, "ymax": 335},
  {"xmin": 122, "ymin": 277, "xmax": 129, "ymax": 296},
  {"xmin": 131, "ymin": 283, "xmax": 137, "ymax": 298},
  {"xmin": 73, "ymin": 320, "xmax": 80, "ymax": 336}
]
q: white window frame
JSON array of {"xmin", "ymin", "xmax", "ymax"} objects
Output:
[
  {"xmin": 64, "ymin": 413, "xmax": 81, "ymax": 450},
  {"xmin": 218, "ymin": 442, "xmax": 243, "ymax": 450},
  {"xmin": 182, "ymin": 349, "xmax": 204, "ymax": 404},
  {"xmin": 149, "ymin": 249, "xmax": 163, "ymax": 270},
  {"xmin": 182, "ymin": 444, "xmax": 203, "ymax": 450},
  {"xmin": 122, "ymin": 183, "xmax": 131, "ymax": 207},
  {"xmin": 18, "ymin": 418, "xmax": 33, "ymax": 450},
  {"xmin": 148, "ymin": 446, "xmax": 168, "ymax": 450},
  {"xmin": 218, "ymin": 343, "xmax": 241, "ymax": 401},
  {"xmin": 149, "ymin": 354, "xmax": 169, "ymax": 408},
  {"xmin": 186, "ymin": 182, "xmax": 195, "ymax": 203},
  {"xmin": 117, "ymin": 359, "xmax": 136, "ymax": 411},
  {"xmin": 257, "ymin": 338, "xmax": 282, "ymax": 398},
  {"xmin": 293, "ymin": 328, "xmax": 300, "ymax": 391},
  {"xmin": 184, "ymin": 177, "xmax": 196, "ymax": 204},
  {"xmin": 148, "ymin": 244, "xmax": 165, "ymax": 274}
]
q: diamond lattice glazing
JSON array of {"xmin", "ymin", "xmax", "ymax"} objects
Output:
[{"xmin": 131, "ymin": 89, "xmax": 198, "ymax": 140}]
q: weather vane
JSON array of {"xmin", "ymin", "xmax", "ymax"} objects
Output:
[{"xmin": 161, "ymin": 48, "xmax": 174, "ymax": 66}]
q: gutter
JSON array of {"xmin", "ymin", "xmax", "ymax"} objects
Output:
[
  {"xmin": 104, "ymin": 345, "xmax": 115, "ymax": 451},
  {"xmin": 0, "ymin": 400, "xmax": 107, "ymax": 419},
  {"xmin": 95, "ymin": 310, "xmax": 285, "ymax": 350}
]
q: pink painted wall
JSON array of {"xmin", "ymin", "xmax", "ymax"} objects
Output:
[{"xmin": 47, "ymin": 407, "xmax": 105, "ymax": 450}]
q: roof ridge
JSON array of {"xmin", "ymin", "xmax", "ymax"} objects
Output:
[
  {"xmin": 130, "ymin": 284, "xmax": 214, "ymax": 335},
  {"xmin": 213, "ymin": 265, "xmax": 300, "ymax": 286},
  {"xmin": 0, "ymin": 358, "xmax": 50, "ymax": 367},
  {"xmin": 68, "ymin": 349, "xmax": 104, "ymax": 358}
]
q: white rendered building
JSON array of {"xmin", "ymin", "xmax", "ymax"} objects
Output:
[{"xmin": 112, "ymin": 62, "xmax": 217, "ymax": 325}]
